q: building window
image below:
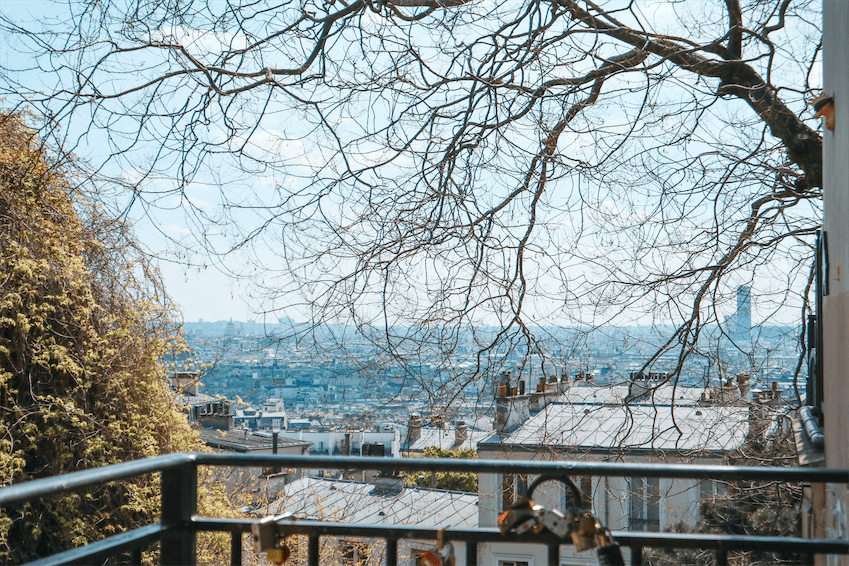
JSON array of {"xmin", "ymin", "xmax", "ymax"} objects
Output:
[
  {"xmin": 628, "ymin": 477, "xmax": 660, "ymax": 531},
  {"xmin": 562, "ymin": 476, "xmax": 593, "ymax": 509},
  {"xmin": 341, "ymin": 540, "xmax": 370, "ymax": 566},
  {"xmin": 517, "ymin": 474, "xmax": 528, "ymax": 499},
  {"xmin": 699, "ymin": 479, "xmax": 725, "ymax": 505},
  {"xmin": 502, "ymin": 474, "xmax": 515, "ymax": 511},
  {"xmin": 700, "ymin": 479, "xmax": 715, "ymax": 503},
  {"xmin": 493, "ymin": 550, "xmax": 534, "ymax": 566},
  {"xmin": 502, "ymin": 473, "xmax": 529, "ymax": 510},
  {"xmin": 579, "ymin": 476, "xmax": 593, "ymax": 509}
]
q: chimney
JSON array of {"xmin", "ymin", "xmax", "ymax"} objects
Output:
[
  {"xmin": 494, "ymin": 371, "xmax": 511, "ymax": 397},
  {"xmin": 407, "ymin": 415, "xmax": 422, "ymax": 444},
  {"xmin": 455, "ymin": 421, "xmax": 468, "ymax": 445},
  {"xmin": 172, "ymin": 372, "xmax": 199, "ymax": 396},
  {"xmin": 372, "ymin": 474, "xmax": 404, "ymax": 494},
  {"xmin": 736, "ymin": 373, "xmax": 750, "ymax": 397},
  {"xmin": 494, "ymin": 395, "xmax": 530, "ymax": 433}
]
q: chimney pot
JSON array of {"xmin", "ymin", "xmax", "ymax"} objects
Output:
[
  {"xmin": 455, "ymin": 421, "xmax": 468, "ymax": 444},
  {"xmin": 407, "ymin": 415, "xmax": 422, "ymax": 443}
]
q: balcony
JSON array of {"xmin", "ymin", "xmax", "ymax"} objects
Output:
[{"xmin": 1, "ymin": 453, "xmax": 846, "ymax": 566}]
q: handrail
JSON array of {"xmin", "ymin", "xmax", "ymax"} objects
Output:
[
  {"xmin": 192, "ymin": 517, "xmax": 849, "ymax": 554},
  {"xmin": 2, "ymin": 452, "xmax": 846, "ymax": 507},
  {"xmin": 2, "ymin": 452, "xmax": 847, "ymax": 566},
  {"xmin": 18, "ymin": 524, "xmax": 166, "ymax": 566},
  {"xmin": 0, "ymin": 453, "xmax": 197, "ymax": 506}
]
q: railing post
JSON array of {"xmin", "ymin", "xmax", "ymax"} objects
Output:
[
  {"xmin": 160, "ymin": 463, "xmax": 197, "ymax": 565},
  {"xmin": 308, "ymin": 534, "xmax": 319, "ymax": 566},
  {"xmin": 386, "ymin": 538, "xmax": 397, "ymax": 566},
  {"xmin": 548, "ymin": 542, "xmax": 560, "ymax": 566},
  {"xmin": 631, "ymin": 545, "xmax": 642, "ymax": 566},
  {"xmin": 230, "ymin": 532, "xmax": 242, "ymax": 566}
]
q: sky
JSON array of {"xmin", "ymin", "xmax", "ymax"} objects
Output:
[
  {"xmin": 0, "ymin": 0, "xmax": 822, "ymax": 327},
  {"xmin": 158, "ymin": 263, "xmax": 255, "ymax": 323}
]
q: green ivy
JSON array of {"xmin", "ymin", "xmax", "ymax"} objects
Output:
[{"xmin": 0, "ymin": 111, "xmax": 229, "ymax": 564}]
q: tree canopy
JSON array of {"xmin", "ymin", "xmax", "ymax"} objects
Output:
[
  {"xmin": 404, "ymin": 447, "xmax": 478, "ymax": 492},
  {"xmin": 0, "ymin": 111, "xmax": 209, "ymax": 563},
  {"xmin": 0, "ymin": 0, "xmax": 824, "ymax": 402}
]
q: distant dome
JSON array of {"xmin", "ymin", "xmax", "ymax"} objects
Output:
[{"xmin": 225, "ymin": 320, "xmax": 236, "ymax": 337}]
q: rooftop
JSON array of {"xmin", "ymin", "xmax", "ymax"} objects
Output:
[
  {"xmin": 269, "ymin": 476, "xmax": 478, "ymax": 528},
  {"xmin": 482, "ymin": 402, "xmax": 750, "ymax": 454},
  {"xmin": 198, "ymin": 429, "xmax": 312, "ymax": 452}
]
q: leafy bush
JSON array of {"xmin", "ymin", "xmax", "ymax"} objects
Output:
[
  {"xmin": 404, "ymin": 447, "xmax": 478, "ymax": 492},
  {"xmin": 0, "ymin": 111, "xmax": 219, "ymax": 564}
]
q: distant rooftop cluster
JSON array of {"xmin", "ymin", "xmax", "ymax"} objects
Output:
[{"xmin": 168, "ymin": 358, "xmax": 799, "ymax": 565}]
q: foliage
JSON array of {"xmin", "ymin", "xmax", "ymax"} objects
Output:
[
  {"xmin": 0, "ymin": 111, "xmax": 225, "ymax": 564},
  {"xmin": 404, "ymin": 447, "xmax": 478, "ymax": 493},
  {"xmin": 0, "ymin": 1, "xmax": 825, "ymax": 407}
]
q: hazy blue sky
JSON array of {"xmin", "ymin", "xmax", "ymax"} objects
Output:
[{"xmin": 0, "ymin": 0, "xmax": 820, "ymax": 328}]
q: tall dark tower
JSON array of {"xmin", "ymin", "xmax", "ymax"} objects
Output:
[{"xmin": 736, "ymin": 286, "xmax": 751, "ymax": 342}]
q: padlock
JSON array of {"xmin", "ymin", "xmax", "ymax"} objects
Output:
[
  {"xmin": 266, "ymin": 545, "xmax": 291, "ymax": 565},
  {"xmin": 441, "ymin": 541, "xmax": 456, "ymax": 566},
  {"xmin": 569, "ymin": 513, "xmax": 600, "ymax": 552},
  {"xmin": 595, "ymin": 530, "xmax": 625, "ymax": 566},
  {"xmin": 252, "ymin": 516, "xmax": 278, "ymax": 553},
  {"xmin": 498, "ymin": 497, "xmax": 540, "ymax": 535},
  {"xmin": 420, "ymin": 528, "xmax": 456, "ymax": 566},
  {"xmin": 419, "ymin": 550, "xmax": 442, "ymax": 566},
  {"xmin": 252, "ymin": 514, "xmax": 297, "ymax": 564},
  {"xmin": 538, "ymin": 506, "xmax": 570, "ymax": 538}
]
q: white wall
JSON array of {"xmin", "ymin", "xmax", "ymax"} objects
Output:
[
  {"xmin": 821, "ymin": 2, "xmax": 849, "ymax": 564},
  {"xmin": 293, "ymin": 430, "xmax": 401, "ymax": 457}
]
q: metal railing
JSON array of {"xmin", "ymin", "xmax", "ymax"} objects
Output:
[{"xmin": 1, "ymin": 453, "xmax": 847, "ymax": 566}]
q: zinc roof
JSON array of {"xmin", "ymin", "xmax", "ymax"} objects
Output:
[
  {"xmin": 559, "ymin": 384, "xmax": 709, "ymax": 406},
  {"xmin": 199, "ymin": 429, "xmax": 311, "ymax": 452},
  {"xmin": 270, "ymin": 477, "xmax": 478, "ymax": 528},
  {"xmin": 489, "ymin": 403, "xmax": 748, "ymax": 453}
]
